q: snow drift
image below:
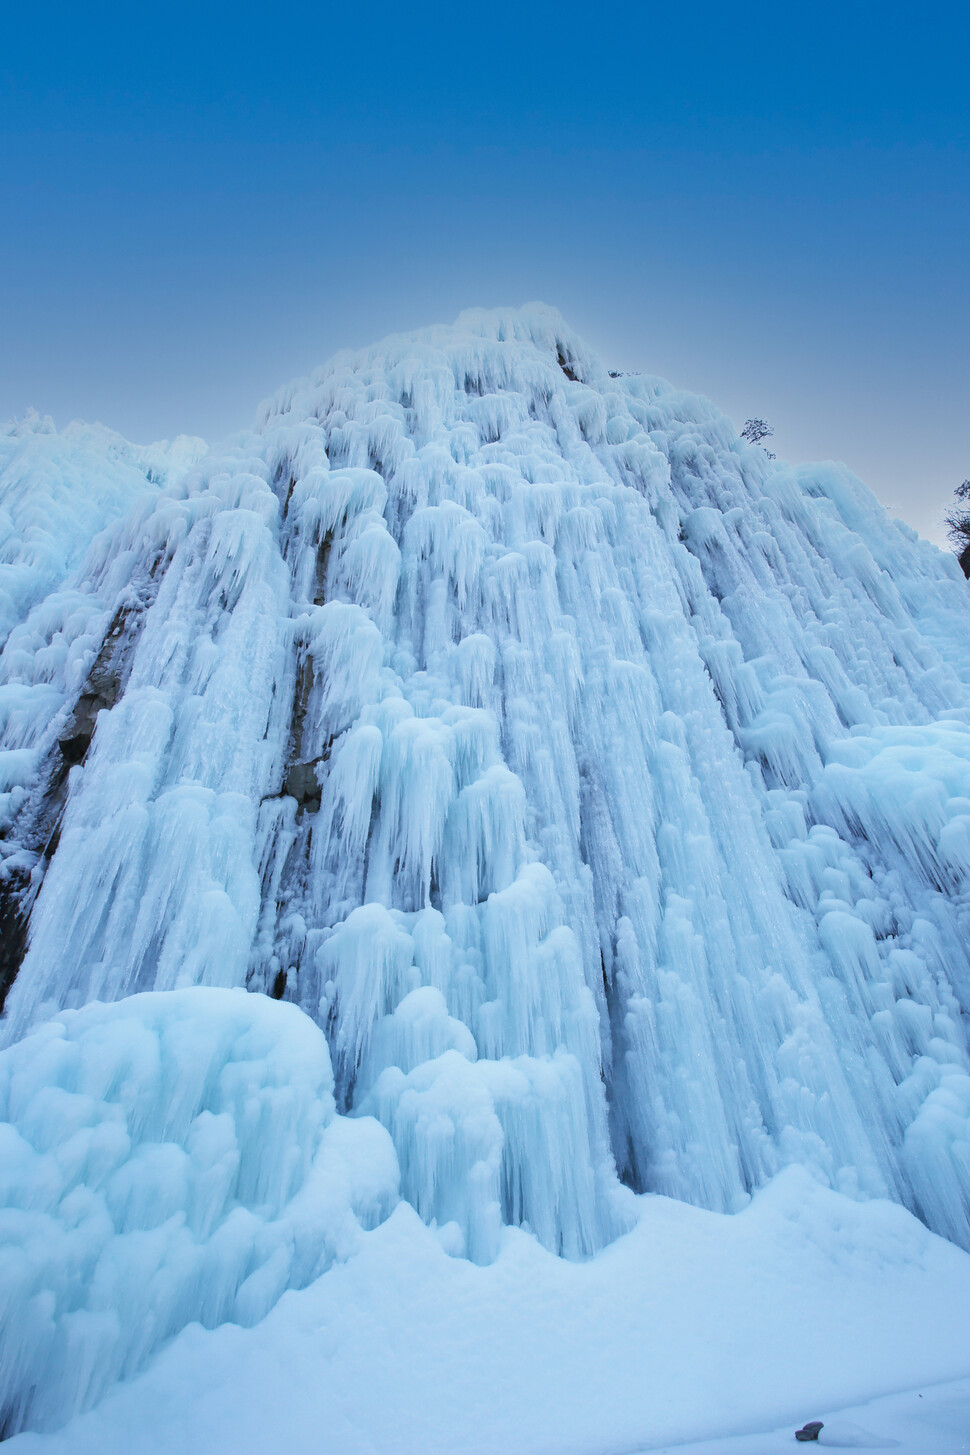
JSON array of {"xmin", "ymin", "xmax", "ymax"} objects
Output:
[{"xmin": 2, "ymin": 305, "xmax": 970, "ymax": 1437}]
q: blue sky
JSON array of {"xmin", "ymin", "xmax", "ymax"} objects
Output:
[{"xmin": 1, "ymin": 0, "xmax": 967, "ymax": 541}]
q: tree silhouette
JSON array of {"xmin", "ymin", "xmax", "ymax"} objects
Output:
[
  {"xmin": 741, "ymin": 419, "xmax": 776, "ymax": 459},
  {"xmin": 741, "ymin": 418, "xmax": 773, "ymax": 446},
  {"xmin": 945, "ymin": 480, "xmax": 970, "ymax": 577}
]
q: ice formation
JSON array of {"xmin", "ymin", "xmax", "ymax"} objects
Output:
[
  {"xmin": 2, "ymin": 304, "xmax": 970, "ymax": 1434},
  {"xmin": 0, "ymin": 987, "xmax": 397, "ymax": 1434}
]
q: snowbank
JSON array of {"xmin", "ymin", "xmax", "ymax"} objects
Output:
[{"xmin": 5, "ymin": 1163, "xmax": 970, "ymax": 1454}]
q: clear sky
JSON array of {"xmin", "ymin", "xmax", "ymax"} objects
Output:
[{"xmin": 2, "ymin": 1, "xmax": 967, "ymax": 544}]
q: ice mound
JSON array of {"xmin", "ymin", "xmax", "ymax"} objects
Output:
[{"xmin": 0, "ymin": 987, "xmax": 398, "ymax": 1436}]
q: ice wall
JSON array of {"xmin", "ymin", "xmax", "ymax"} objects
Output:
[
  {"xmin": 2, "ymin": 305, "xmax": 970, "ymax": 1269},
  {"xmin": 0, "ymin": 417, "xmax": 206, "ymax": 1007}
]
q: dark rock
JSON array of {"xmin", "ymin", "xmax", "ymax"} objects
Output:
[
  {"xmin": 58, "ymin": 691, "xmax": 107, "ymax": 764},
  {"xmin": 313, "ymin": 531, "xmax": 333, "ymax": 605},
  {"xmin": 288, "ymin": 654, "xmax": 315, "ymax": 765},
  {"xmin": 56, "ymin": 602, "xmax": 135, "ymax": 767},
  {"xmin": 284, "ymin": 760, "xmax": 322, "ymax": 810},
  {"xmin": 557, "ymin": 348, "xmax": 580, "ymax": 382},
  {"xmin": 0, "ymin": 863, "xmax": 32, "ymax": 1014},
  {"xmin": 795, "ymin": 1421, "xmax": 824, "ymax": 1442}
]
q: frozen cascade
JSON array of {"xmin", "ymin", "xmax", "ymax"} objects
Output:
[{"xmin": 2, "ymin": 305, "xmax": 970, "ymax": 1429}]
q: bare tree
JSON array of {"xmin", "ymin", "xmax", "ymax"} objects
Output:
[
  {"xmin": 741, "ymin": 418, "xmax": 773, "ymax": 446},
  {"xmin": 741, "ymin": 418, "xmax": 776, "ymax": 458},
  {"xmin": 945, "ymin": 480, "xmax": 970, "ymax": 577}
]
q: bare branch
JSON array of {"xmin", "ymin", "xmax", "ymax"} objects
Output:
[{"xmin": 741, "ymin": 418, "xmax": 774, "ymax": 447}]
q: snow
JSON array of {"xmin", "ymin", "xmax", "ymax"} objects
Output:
[
  {"xmin": 2, "ymin": 304, "xmax": 970, "ymax": 1447},
  {"xmin": 4, "ymin": 1161, "xmax": 970, "ymax": 1454},
  {"xmin": 642, "ymin": 1382, "xmax": 970, "ymax": 1452}
]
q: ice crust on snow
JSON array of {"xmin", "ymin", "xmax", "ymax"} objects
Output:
[
  {"xmin": 2, "ymin": 305, "xmax": 970, "ymax": 1433},
  {"xmin": 0, "ymin": 987, "xmax": 397, "ymax": 1434}
]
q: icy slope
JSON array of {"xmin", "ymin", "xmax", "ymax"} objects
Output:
[{"xmin": 2, "ymin": 303, "xmax": 970, "ymax": 1285}]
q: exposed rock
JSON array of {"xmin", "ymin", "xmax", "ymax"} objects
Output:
[
  {"xmin": 58, "ymin": 691, "xmax": 106, "ymax": 763},
  {"xmin": 0, "ymin": 862, "xmax": 32, "ymax": 1013},
  {"xmin": 284, "ymin": 759, "xmax": 322, "ymax": 813}
]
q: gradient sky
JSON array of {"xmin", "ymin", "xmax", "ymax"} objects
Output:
[{"xmin": 1, "ymin": 1, "xmax": 967, "ymax": 544}]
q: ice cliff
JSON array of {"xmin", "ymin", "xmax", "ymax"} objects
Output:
[{"xmin": 2, "ymin": 305, "xmax": 970, "ymax": 1433}]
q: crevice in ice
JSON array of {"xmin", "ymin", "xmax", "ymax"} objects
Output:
[
  {"xmin": 56, "ymin": 598, "xmax": 138, "ymax": 764},
  {"xmin": 0, "ymin": 859, "xmax": 31, "ymax": 1012},
  {"xmin": 313, "ymin": 531, "xmax": 333, "ymax": 606}
]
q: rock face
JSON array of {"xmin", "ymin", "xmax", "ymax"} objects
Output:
[{"xmin": 2, "ymin": 304, "xmax": 970, "ymax": 1259}]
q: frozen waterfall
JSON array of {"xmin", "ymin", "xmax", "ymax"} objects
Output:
[{"xmin": 2, "ymin": 304, "xmax": 970, "ymax": 1432}]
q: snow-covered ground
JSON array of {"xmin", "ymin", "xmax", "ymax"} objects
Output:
[
  {"xmin": 2, "ymin": 306, "xmax": 970, "ymax": 1450},
  {"xmin": 657, "ymin": 1382, "xmax": 970, "ymax": 1453},
  {"xmin": 6, "ymin": 1140, "xmax": 970, "ymax": 1452}
]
